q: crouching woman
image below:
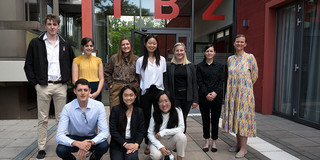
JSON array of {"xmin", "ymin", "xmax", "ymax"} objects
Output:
[{"xmin": 148, "ymin": 91, "xmax": 187, "ymax": 160}]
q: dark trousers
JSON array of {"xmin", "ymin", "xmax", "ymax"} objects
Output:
[
  {"xmin": 140, "ymin": 85, "xmax": 162, "ymax": 144},
  {"xmin": 110, "ymin": 139, "xmax": 138, "ymax": 160},
  {"xmin": 90, "ymin": 82, "xmax": 102, "ymax": 101},
  {"xmin": 56, "ymin": 135, "xmax": 109, "ymax": 160},
  {"xmin": 175, "ymin": 99, "xmax": 192, "ymax": 133},
  {"xmin": 199, "ymin": 95, "xmax": 222, "ymax": 140}
]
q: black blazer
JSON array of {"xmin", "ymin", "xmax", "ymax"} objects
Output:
[
  {"xmin": 109, "ymin": 105, "xmax": 145, "ymax": 148},
  {"xmin": 164, "ymin": 62, "xmax": 199, "ymax": 103}
]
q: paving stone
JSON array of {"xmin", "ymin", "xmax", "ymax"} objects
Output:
[
  {"xmin": 0, "ymin": 147, "xmax": 25, "ymax": 159},
  {"xmin": 280, "ymin": 137, "xmax": 319, "ymax": 147},
  {"xmin": 7, "ymin": 138, "xmax": 36, "ymax": 147}
]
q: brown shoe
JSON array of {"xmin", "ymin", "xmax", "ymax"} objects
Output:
[{"xmin": 144, "ymin": 147, "xmax": 150, "ymax": 155}]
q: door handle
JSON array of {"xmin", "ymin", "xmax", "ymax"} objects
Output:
[{"xmin": 294, "ymin": 64, "xmax": 299, "ymax": 72}]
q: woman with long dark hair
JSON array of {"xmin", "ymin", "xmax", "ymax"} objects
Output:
[
  {"xmin": 105, "ymin": 37, "xmax": 139, "ymax": 110},
  {"xmin": 197, "ymin": 44, "xmax": 224, "ymax": 153},
  {"xmin": 148, "ymin": 91, "xmax": 187, "ymax": 160},
  {"xmin": 136, "ymin": 35, "xmax": 166, "ymax": 154},
  {"xmin": 72, "ymin": 37, "xmax": 104, "ymax": 101},
  {"xmin": 109, "ymin": 85, "xmax": 145, "ymax": 160}
]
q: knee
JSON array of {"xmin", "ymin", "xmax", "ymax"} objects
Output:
[
  {"xmin": 56, "ymin": 144, "xmax": 69, "ymax": 158},
  {"xmin": 175, "ymin": 132, "xmax": 187, "ymax": 143},
  {"xmin": 126, "ymin": 151, "xmax": 138, "ymax": 160},
  {"xmin": 94, "ymin": 140, "xmax": 109, "ymax": 153},
  {"xmin": 150, "ymin": 151, "xmax": 162, "ymax": 160}
]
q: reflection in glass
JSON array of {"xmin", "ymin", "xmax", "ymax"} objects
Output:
[
  {"xmin": 274, "ymin": 4, "xmax": 296, "ymax": 115},
  {"xmin": 299, "ymin": 0, "xmax": 320, "ymax": 123}
]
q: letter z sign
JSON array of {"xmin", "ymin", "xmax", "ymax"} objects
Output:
[{"xmin": 114, "ymin": 0, "xmax": 224, "ymax": 21}]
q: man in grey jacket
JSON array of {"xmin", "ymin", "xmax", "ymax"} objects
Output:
[{"xmin": 24, "ymin": 14, "xmax": 75, "ymax": 159}]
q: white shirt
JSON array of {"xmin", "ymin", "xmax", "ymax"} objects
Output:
[
  {"xmin": 44, "ymin": 34, "xmax": 61, "ymax": 81},
  {"xmin": 136, "ymin": 56, "xmax": 166, "ymax": 95},
  {"xmin": 125, "ymin": 117, "xmax": 131, "ymax": 139},
  {"xmin": 147, "ymin": 107, "xmax": 185, "ymax": 150}
]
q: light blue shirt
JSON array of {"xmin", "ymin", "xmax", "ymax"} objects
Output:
[{"xmin": 56, "ymin": 98, "xmax": 109, "ymax": 147}]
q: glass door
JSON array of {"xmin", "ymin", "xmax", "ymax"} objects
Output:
[
  {"xmin": 274, "ymin": 0, "xmax": 320, "ymax": 128},
  {"xmin": 131, "ymin": 28, "xmax": 193, "ymax": 62}
]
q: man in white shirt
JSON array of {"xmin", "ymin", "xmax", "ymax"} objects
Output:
[
  {"xmin": 56, "ymin": 79, "xmax": 109, "ymax": 160},
  {"xmin": 24, "ymin": 14, "xmax": 75, "ymax": 159}
]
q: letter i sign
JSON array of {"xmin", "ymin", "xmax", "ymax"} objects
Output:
[{"xmin": 114, "ymin": 0, "xmax": 224, "ymax": 21}]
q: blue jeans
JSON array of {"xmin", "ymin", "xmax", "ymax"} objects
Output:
[{"xmin": 56, "ymin": 135, "xmax": 109, "ymax": 160}]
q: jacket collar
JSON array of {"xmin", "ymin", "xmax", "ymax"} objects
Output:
[{"xmin": 38, "ymin": 32, "xmax": 66, "ymax": 43}]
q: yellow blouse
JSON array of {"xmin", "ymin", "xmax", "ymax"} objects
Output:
[{"xmin": 74, "ymin": 55, "xmax": 102, "ymax": 82}]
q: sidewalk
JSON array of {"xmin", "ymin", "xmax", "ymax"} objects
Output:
[{"xmin": 1, "ymin": 107, "xmax": 319, "ymax": 160}]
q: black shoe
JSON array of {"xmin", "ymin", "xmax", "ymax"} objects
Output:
[
  {"xmin": 202, "ymin": 147, "xmax": 209, "ymax": 152},
  {"xmin": 36, "ymin": 150, "xmax": 46, "ymax": 159},
  {"xmin": 211, "ymin": 148, "xmax": 218, "ymax": 152}
]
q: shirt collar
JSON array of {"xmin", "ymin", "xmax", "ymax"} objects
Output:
[
  {"xmin": 74, "ymin": 98, "xmax": 93, "ymax": 111},
  {"xmin": 43, "ymin": 33, "xmax": 60, "ymax": 42}
]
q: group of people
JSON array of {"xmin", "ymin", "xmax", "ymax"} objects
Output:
[{"xmin": 24, "ymin": 14, "xmax": 258, "ymax": 160}]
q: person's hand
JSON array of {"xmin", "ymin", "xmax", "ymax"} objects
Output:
[
  {"xmin": 206, "ymin": 94, "xmax": 214, "ymax": 101},
  {"xmin": 160, "ymin": 147, "xmax": 169, "ymax": 156},
  {"xmin": 109, "ymin": 85, "xmax": 112, "ymax": 89},
  {"xmin": 72, "ymin": 140, "xmax": 92, "ymax": 152},
  {"xmin": 210, "ymin": 91, "xmax": 217, "ymax": 99},
  {"xmin": 155, "ymin": 132, "xmax": 161, "ymax": 139},
  {"xmin": 84, "ymin": 139, "xmax": 95, "ymax": 145},
  {"xmin": 76, "ymin": 149, "xmax": 87, "ymax": 160},
  {"xmin": 191, "ymin": 103, "xmax": 198, "ymax": 109},
  {"xmin": 125, "ymin": 143, "xmax": 139, "ymax": 154}
]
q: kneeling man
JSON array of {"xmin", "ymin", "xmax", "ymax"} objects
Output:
[{"xmin": 56, "ymin": 79, "xmax": 109, "ymax": 160}]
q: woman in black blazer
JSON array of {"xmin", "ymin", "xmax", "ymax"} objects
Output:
[
  {"xmin": 109, "ymin": 85, "xmax": 145, "ymax": 160},
  {"xmin": 164, "ymin": 42, "xmax": 198, "ymax": 133}
]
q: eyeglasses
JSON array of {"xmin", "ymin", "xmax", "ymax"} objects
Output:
[{"xmin": 81, "ymin": 112, "xmax": 88, "ymax": 124}]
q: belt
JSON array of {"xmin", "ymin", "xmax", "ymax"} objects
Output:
[{"xmin": 48, "ymin": 80, "xmax": 62, "ymax": 84}]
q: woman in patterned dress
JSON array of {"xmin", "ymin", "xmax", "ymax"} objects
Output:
[{"xmin": 221, "ymin": 34, "xmax": 258, "ymax": 158}]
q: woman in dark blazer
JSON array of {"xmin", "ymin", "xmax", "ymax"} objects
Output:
[
  {"xmin": 165, "ymin": 42, "xmax": 198, "ymax": 133},
  {"xmin": 109, "ymin": 85, "xmax": 145, "ymax": 160}
]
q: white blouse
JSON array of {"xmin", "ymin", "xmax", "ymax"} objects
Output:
[
  {"xmin": 136, "ymin": 56, "xmax": 166, "ymax": 95},
  {"xmin": 147, "ymin": 107, "xmax": 185, "ymax": 150},
  {"xmin": 125, "ymin": 117, "xmax": 131, "ymax": 139}
]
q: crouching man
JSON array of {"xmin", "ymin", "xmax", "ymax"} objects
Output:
[{"xmin": 56, "ymin": 79, "xmax": 109, "ymax": 160}]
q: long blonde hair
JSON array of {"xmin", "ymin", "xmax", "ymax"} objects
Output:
[
  {"xmin": 116, "ymin": 37, "xmax": 135, "ymax": 66},
  {"xmin": 171, "ymin": 42, "xmax": 191, "ymax": 65}
]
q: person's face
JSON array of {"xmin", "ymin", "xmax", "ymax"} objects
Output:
[
  {"xmin": 158, "ymin": 94, "xmax": 171, "ymax": 114},
  {"xmin": 174, "ymin": 45, "xmax": 186, "ymax": 61},
  {"xmin": 82, "ymin": 41, "xmax": 94, "ymax": 55},
  {"xmin": 74, "ymin": 84, "xmax": 91, "ymax": 103},
  {"xmin": 145, "ymin": 38, "xmax": 157, "ymax": 53},
  {"xmin": 45, "ymin": 19, "xmax": 59, "ymax": 37},
  {"xmin": 121, "ymin": 39, "xmax": 131, "ymax": 54},
  {"xmin": 122, "ymin": 88, "xmax": 136, "ymax": 107},
  {"xmin": 204, "ymin": 47, "xmax": 215, "ymax": 60},
  {"xmin": 234, "ymin": 37, "xmax": 247, "ymax": 51}
]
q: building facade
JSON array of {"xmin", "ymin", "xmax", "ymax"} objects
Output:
[{"xmin": 0, "ymin": 0, "xmax": 319, "ymax": 129}]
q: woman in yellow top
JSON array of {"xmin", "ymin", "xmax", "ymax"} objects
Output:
[{"xmin": 72, "ymin": 37, "xmax": 104, "ymax": 101}]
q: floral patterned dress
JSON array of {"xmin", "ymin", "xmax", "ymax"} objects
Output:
[{"xmin": 221, "ymin": 52, "xmax": 258, "ymax": 137}]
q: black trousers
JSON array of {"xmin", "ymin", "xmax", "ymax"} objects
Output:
[
  {"xmin": 140, "ymin": 85, "xmax": 162, "ymax": 144},
  {"xmin": 199, "ymin": 95, "xmax": 222, "ymax": 140},
  {"xmin": 175, "ymin": 99, "xmax": 192, "ymax": 133},
  {"xmin": 110, "ymin": 139, "xmax": 138, "ymax": 160}
]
